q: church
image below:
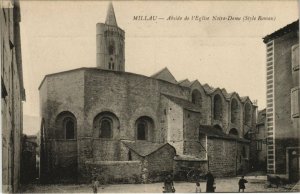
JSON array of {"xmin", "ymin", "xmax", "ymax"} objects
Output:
[{"xmin": 39, "ymin": 3, "xmax": 257, "ymax": 183}]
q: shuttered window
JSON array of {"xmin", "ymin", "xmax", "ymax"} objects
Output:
[
  {"xmin": 291, "ymin": 87, "xmax": 300, "ymax": 118},
  {"xmin": 292, "ymin": 44, "xmax": 299, "ymax": 71}
]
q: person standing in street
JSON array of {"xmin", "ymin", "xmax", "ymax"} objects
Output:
[
  {"xmin": 204, "ymin": 171, "xmax": 215, "ymax": 192},
  {"xmin": 92, "ymin": 177, "xmax": 100, "ymax": 193},
  {"xmin": 195, "ymin": 182, "xmax": 201, "ymax": 193},
  {"xmin": 164, "ymin": 174, "xmax": 175, "ymax": 193},
  {"xmin": 238, "ymin": 176, "xmax": 248, "ymax": 192}
]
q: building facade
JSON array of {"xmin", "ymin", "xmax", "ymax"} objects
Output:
[
  {"xmin": 263, "ymin": 20, "xmax": 300, "ymax": 182},
  {"xmin": 39, "ymin": 3, "xmax": 257, "ymax": 183},
  {"xmin": 1, "ymin": 0, "xmax": 26, "ymax": 192},
  {"xmin": 252, "ymin": 109, "xmax": 267, "ymax": 171}
]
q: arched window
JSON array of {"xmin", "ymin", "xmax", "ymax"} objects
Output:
[
  {"xmin": 229, "ymin": 128, "xmax": 239, "ymax": 136},
  {"xmin": 108, "ymin": 44, "xmax": 114, "ymax": 55},
  {"xmin": 99, "ymin": 118, "xmax": 112, "ymax": 138},
  {"xmin": 213, "ymin": 94, "xmax": 223, "ymax": 120},
  {"xmin": 65, "ymin": 118, "xmax": 75, "ymax": 139},
  {"xmin": 244, "ymin": 103, "xmax": 252, "ymax": 126},
  {"xmin": 93, "ymin": 111, "xmax": 120, "ymax": 138},
  {"xmin": 137, "ymin": 121, "xmax": 146, "ymax": 140},
  {"xmin": 135, "ymin": 116, "xmax": 154, "ymax": 141},
  {"xmin": 55, "ymin": 111, "xmax": 77, "ymax": 140},
  {"xmin": 231, "ymin": 98, "xmax": 239, "ymax": 124},
  {"xmin": 191, "ymin": 90, "xmax": 202, "ymax": 107}
]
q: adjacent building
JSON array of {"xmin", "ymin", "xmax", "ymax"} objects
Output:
[
  {"xmin": 39, "ymin": 3, "xmax": 257, "ymax": 183},
  {"xmin": 1, "ymin": 0, "xmax": 26, "ymax": 192},
  {"xmin": 263, "ymin": 20, "xmax": 300, "ymax": 182},
  {"xmin": 21, "ymin": 135, "xmax": 38, "ymax": 183},
  {"xmin": 253, "ymin": 109, "xmax": 267, "ymax": 171}
]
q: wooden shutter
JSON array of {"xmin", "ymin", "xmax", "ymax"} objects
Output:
[
  {"xmin": 291, "ymin": 87, "xmax": 300, "ymax": 118},
  {"xmin": 292, "ymin": 44, "xmax": 299, "ymax": 71}
]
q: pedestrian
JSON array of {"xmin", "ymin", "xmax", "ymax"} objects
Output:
[
  {"xmin": 238, "ymin": 176, "xmax": 248, "ymax": 192},
  {"xmin": 164, "ymin": 174, "xmax": 175, "ymax": 193},
  {"xmin": 142, "ymin": 167, "xmax": 149, "ymax": 184},
  {"xmin": 195, "ymin": 182, "xmax": 201, "ymax": 193},
  {"xmin": 204, "ymin": 171, "xmax": 215, "ymax": 192},
  {"xmin": 92, "ymin": 177, "xmax": 100, "ymax": 193}
]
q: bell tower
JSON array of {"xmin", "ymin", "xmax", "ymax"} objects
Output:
[{"xmin": 96, "ymin": 2, "xmax": 125, "ymax": 71}]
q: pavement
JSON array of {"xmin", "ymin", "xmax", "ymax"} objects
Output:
[
  {"xmin": 291, "ymin": 180, "xmax": 300, "ymax": 192},
  {"xmin": 20, "ymin": 177, "xmax": 299, "ymax": 193}
]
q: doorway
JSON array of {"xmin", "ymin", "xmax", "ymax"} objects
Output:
[{"xmin": 289, "ymin": 149, "xmax": 300, "ymax": 182}]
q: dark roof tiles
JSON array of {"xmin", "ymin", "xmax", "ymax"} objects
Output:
[{"xmin": 162, "ymin": 94, "xmax": 201, "ymax": 112}]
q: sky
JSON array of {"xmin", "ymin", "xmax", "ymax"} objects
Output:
[{"xmin": 20, "ymin": 0, "xmax": 299, "ymax": 134}]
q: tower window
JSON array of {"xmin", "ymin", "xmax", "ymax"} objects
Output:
[
  {"xmin": 108, "ymin": 45, "xmax": 114, "ymax": 55},
  {"xmin": 109, "ymin": 62, "xmax": 112, "ymax": 69},
  {"xmin": 112, "ymin": 63, "xmax": 115, "ymax": 70}
]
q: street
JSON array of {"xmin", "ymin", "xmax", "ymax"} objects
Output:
[{"xmin": 20, "ymin": 177, "xmax": 299, "ymax": 193}]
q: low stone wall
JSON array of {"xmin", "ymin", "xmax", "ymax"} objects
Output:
[
  {"xmin": 85, "ymin": 161, "xmax": 142, "ymax": 184},
  {"xmin": 207, "ymin": 138, "xmax": 250, "ymax": 177},
  {"xmin": 173, "ymin": 159, "xmax": 208, "ymax": 181}
]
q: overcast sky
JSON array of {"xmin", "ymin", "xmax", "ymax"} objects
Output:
[{"xmin": 20, "ymin": 1, "xmax": 298, "ymax": 134}]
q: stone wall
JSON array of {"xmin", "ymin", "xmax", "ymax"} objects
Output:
[
  {"xmin": 145, "ymin": 144, "xmax": 176, "ymax": 182},
  {"xmin": 85, "ymin": 161, "xmax": 142, "ymax": 184},
  {"xmin": 183, "ymin": 110, "xmax": 206, "ymax": 158},
  {"xmin": 92, "ymin": 139, "xmax": 120, "ymax": 161},
  {"xmin": 166, "ymin": 98, "xmax": 184, "ymax": 154},
  {"xmin": 49, "ymin": 140, "xmax": 78, "ymax": 183},
  {"xmin": 207, "ymin": 138, "xmax": 249, "ymax": 177},
  {"xmin": 1, "ymin": 2, "xmax": 25, "ymax": 192},
  {"xmin": 83, "ymin": 69, "xmax": 190, "ymax": 141}
]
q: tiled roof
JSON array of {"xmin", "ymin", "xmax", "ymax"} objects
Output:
[
  {"xmin": 221, "ymin": 88, "xmax": 232, "ymax": 99},
  {"xmin": 178, "ymin": 79, "xmax": 191, "ymax": 87},
  {"xmin": 174, "ymin": 154, "xmax": 205, "ymax": 161},
  {"xmin": 122, "ymin": 141, "xmax": 171, "ymax": 157},
  {"xmin": 199, "ymin": 125, "xmax": 249, "ymax": 143},
  {"xmin": 151, "ymin": 67, "xmax": 178, "ymax": 84},
  {"xmin": 263, "ymin": 20, "xmax": 299, "ymax": 43},
  {"xmin": 162, "ymin": 94, "xmax": 201, "ymax": 112},
  {"xmin": 202, "ymin": 84, "xmax": 215, "ymax": 94}
]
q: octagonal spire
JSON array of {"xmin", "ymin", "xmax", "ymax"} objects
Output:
[{"xmin": 105, "ymin": 2, "xmax": 118, "ymax": 26}]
